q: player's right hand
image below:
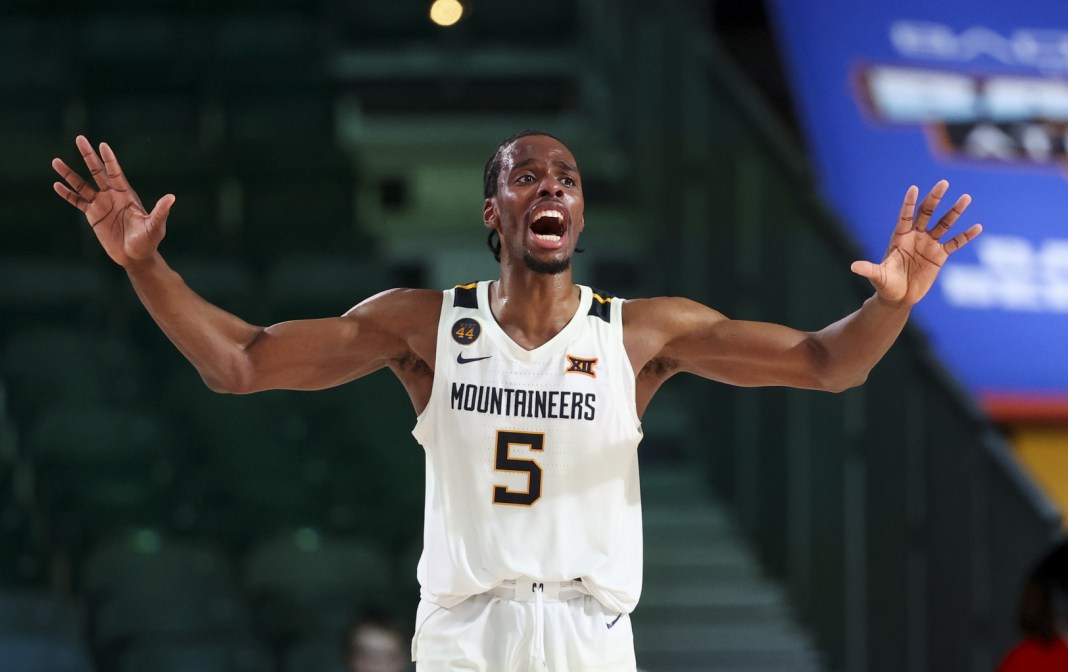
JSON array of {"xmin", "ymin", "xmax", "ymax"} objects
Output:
[{"xmin": 52, "ymin": 135, "xmax": 174, "ymax": 269}]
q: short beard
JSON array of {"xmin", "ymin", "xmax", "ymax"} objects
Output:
[{"xmin": 523, "ymin": 252, "xmax": 571, "ymax": 275}]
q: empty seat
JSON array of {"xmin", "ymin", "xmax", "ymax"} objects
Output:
[
  {"xmin": 81, "ymin": 531, "xmax": 235, "ymax": 600},
  {"xmin": 207, "ymin": 13, "xmax": 328, "ymax": 91},
  {"xmin": 94, "ymin": 587, "xmax": 249, "ymax": 649},
  {"xmin": 244, "ymin": 530, "xmax": 393, "ymax": 599},
  {"xmin": 0, "ymin": 589, "xmax": 82, "ymax": 639},
  {"xmin": 223, "ymin": 90, "xmax": 336, "ymax": 145},
  {"xmin": 160, "ymin": 257, "xmax": 259, "ymax": 321},
  {"xmin": 0, "ymin": 260, "xmax": 110, "ymax": 339},
  {"xmin": 0, "ymin": 19, "xmax": 76, "ymax": 93},
  {"xmin": 265, "ymin": 255, "xmax": 395, "ymax": 319},
  {"xmin": 310, "ymin": 372, "xmax": 424, "ymax": 544},
  {"xmin": 157, "ymin": 370, "xmax": 331, "ymax": 539},
  {"xmin": 0, "ymin": 633, "xmax": 94, "ymax": 672},
  {"xmin": 1, "ymin": 327, "xmax": 140, "ymax": 424},
  {"xmin": 24, "ymin": 404, "xmax": 175, "ymax": 543},
  {"xmin": 286, "ymin": 636, "xmax": 346, "ymax": 672},
  {"xmin": 24, "ymin": 404, "xmax": 168, "ymax": 477},
  {"xmin": 0, "ymin": 259, "xmax": 108, "ymax": 314},
  {"xmin": 116, "ymin": 637, "xmax": 272, "ymax": 672},
  {"xmin": 243, "ymin": 529, "xmax": 393, "ymax": 643},
  {"xmin": 0, "ymin": 497, "xmax": 46, "ymax": 587},
  {"xmin": 0, "ymin": 178, "xmax": 95, "ymax": 256},
  {"xmin": 79, "ymin": 15, "xmax": 182, "ymax": 90},
  {"xmin": 240, "ymin": 174, "xmax": 362, "ymax": 262},
  {"xmin": 88, "ymin": 93, "xmax": 204, "ymax": 146}
]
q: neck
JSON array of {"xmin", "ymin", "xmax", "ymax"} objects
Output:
[{"xmin": 490, "ymin": 262, "xmax": 580, "ymax": 350}]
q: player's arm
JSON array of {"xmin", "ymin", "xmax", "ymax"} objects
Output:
[
  {"xmin": 629, "ymin": 295, "xmax": 907, "ymax": 393},
  {"xmin": 126, "ymin": 257, "xmax": 430, "ymax": 393},
  {"xmin": 51, "ymin": 135, "xmax": 432, "ymax": 395},
  {"xmin": 628, "ymin": 180, "xmax": 983, "ymax": 400}
]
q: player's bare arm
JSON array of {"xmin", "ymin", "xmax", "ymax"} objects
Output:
[
  {"xmin": 626, "ymin": 180, "xmax": 982, "ymax": 415},
  {"xmin": 52, "ymin": 136, "xmax": 439, "ymax": 408}
]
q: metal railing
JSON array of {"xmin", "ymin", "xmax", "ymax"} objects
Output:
[{"xmin": 593, "ymin": 2, "xmax": 1065, "ymax": 669}]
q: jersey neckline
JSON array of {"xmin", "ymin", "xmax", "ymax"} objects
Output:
[{"xmin": 475, "ymin": 281, "xmax": 593, "ymax": 362}]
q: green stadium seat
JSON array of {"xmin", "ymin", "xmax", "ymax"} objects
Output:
[
  {"xmin": 81, "ymin": 532, "xmax": 235, "ymax": 600},
  {"xmin": 0, "ymin": 19, "xmax": 75, "ymax": 93},
  {"xmin": 116, "ymin": 637, "xmax": 273, "ymax": 672},
  {"xmin": 1, "ymin": 327, "xmax": 141, "ymax": 424},
  {"xmin": 396, "ymin": 541, "xmax": 422, "ymax": 607},
  {"xmin": 0, "ymin": 589, "xmax": 83, "ymax": 639},
  {"xmin": 0, "ymin": 198, "xmax": 89, "ymax": 257},
  {"xmin": 207, "ymin": 13, "xmax": 328, "ymax": 91},
  {"xmin": 264, "ymin": 255, "xmax": 394, "ymax": 319},
  {"xmin": 157, "ymin": 370, "xmax": 333, "ymax": 539},
  {"xmin": 0, "ymin": 633, "xmax": 94, "ymax": 672},
  {"xmin": 0, "ymin": 261, "xmax": 110, "ymax": 339},
  {"xmin": 239, "ymin": 173, "xmax": 362, "ymax": 262},
  {"xmin": 24, "ymin": 403, "xmax": 176, "ymax": 545},
  {"xmin": 309, "ymin": 372, "xmax": 424, "ymax": 545},
  {"xmin": 286, "ymin": 636, "xmax": 347, "ymax": 672},
  {"xmin": 79, "ymin": 15, "xmax": 181, "ymax": 90},
  {"xmin": 242, "ymin": 529, "xmax": 393, "ymax": 644},
  {"xmin": 0, "ymin": 503, "xmax": 46, "ymax": 587},
  {"xmin": 88, "ymin": 94, "xmax": 204, "ymax": 147},
  {"xmin": 223, "ymin": 90, "xmax": 336, "ymax": 144},
  {"xmin": 93, "ymin": 587, "xmax": 250, "ymax": 649},
  {"xmin": 165, "ymin": 257, "xmax": 260, "ymax": 316}
]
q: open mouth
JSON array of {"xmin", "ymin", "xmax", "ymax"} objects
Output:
[{"xmin": 529, "ymin": 208, "xmax": 567, "ymax": 243}]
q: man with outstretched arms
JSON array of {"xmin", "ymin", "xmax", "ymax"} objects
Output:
[{"xmin": 52, "ymin": 131, "xmax": 982, "ymax": 671}]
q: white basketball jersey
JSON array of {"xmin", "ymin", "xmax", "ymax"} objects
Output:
[{"xmin": 412, "ymin": 281, "xmax": 645, "ymax": 613}]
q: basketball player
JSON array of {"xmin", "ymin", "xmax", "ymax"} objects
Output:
[{"xmin": 52, "ymin": 131, "xmax": 981, "ymax": 671}]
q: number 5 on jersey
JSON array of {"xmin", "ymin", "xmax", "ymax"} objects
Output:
[{"xmin": 493, "ymin": 430, "xmax": 544, "ymax": 506}]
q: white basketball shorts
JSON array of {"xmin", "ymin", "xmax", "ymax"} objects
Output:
[{"xmin": 411, "ymin": 578, "xmax": 637, "ymax": 672}]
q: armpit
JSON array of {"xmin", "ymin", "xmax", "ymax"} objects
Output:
[
  {"xmin": 640, "ymin": 356, "xmax": 679, "ymax": 381},
  {"xmin": 395, "ymin": 351, "xmax": 433, "ymax": 377}
]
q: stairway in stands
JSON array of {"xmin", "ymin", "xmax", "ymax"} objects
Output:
[{"xmin": 633, "ymin": 465, "xmax": 825, "ymax": 672}]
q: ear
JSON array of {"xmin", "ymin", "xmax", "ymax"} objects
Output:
[{"xmin": 483, "ymin": 198, "xmax": 498, "ymax": 230}]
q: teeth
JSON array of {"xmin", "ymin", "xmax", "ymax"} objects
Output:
[
  {"xmin": 534, "ymin": 234, "xmax": 562, "ymax": 241},
  {"xmin": 533, "ymin": 210, "xmax": 564, "ymax": 221}
]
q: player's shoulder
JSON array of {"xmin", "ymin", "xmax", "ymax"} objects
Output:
[
  {"xmin": 344, "ymin": 287, "xmax": 444, "ymax": 333},
  {"xmin": 349, "ymin": 287, "xmax": 443, "ymax": 312},
  {"xmin": 621, "ymin": 295, "xmax": 718, "ymax": 320},
  {"xmin": 621, "ymin": 296, "xmax": 729, "ymax": 339}
]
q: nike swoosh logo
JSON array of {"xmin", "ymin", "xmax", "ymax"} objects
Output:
[
  {"xmin": 606, "ymin": 614, "xmax": 622, "ymax": 630},
  {"xmin": 456, "ymin": 353, "xmax": 492, "ymax": 364}
]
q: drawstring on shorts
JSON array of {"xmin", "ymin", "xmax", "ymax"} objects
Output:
[
  {"xmin": 533, "ymin": 582, "xmax": 546, "ymax": 670},
  {"xmin": 490, "ymin": 577, "xmax": 588, "ymax": 671}
]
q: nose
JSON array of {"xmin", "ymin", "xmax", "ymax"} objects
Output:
[{"xmin": 537, "ymin": 175, "xmax": 563, "ymax": 198}]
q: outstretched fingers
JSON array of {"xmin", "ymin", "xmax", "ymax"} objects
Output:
[
  {"xmin": 913, "ymin": 180, "xmax": 948, "ymax": 232},
  {"xmin": 75, "ymin": 135, "xmax": 109, "ymax": 190},
  {"xmin": 99, "ymin": 142, "xmax": 133, "ymax": 194},
  {"xmin": 51, "ymin": 157, "xmax": 96, "ymax": 202},
  {"xmin": 927, "ymin": 193, "xmax": 971, "ymax": 241},
  {"xmin": 943, "ymin": 223, "xmax": 983, "ymax": 255},
  {"xmin": 894, "ymin": 185, "xmax": 920, "ymax": 236},
  {"xmin": 53, "ymin": 180, "xmax": 89, "ymax": 213}
]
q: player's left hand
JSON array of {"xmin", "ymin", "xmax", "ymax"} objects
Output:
[{"xmin": 850, "ymin": 180, "xmax": 983, "ymax": 308}]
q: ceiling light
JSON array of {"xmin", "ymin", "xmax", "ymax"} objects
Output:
[{"xmin": 430, "ymin": 0, "xmax": 464, "ymax": 27}]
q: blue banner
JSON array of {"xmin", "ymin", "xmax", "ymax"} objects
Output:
[{"xmin": 766, "ymin": 0, "xmax": 1068, "ymax": 418}]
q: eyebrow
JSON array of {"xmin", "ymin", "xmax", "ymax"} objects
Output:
[{"xmin": 510, "ymin": 157, "xmax": 579, "ymax": 173}]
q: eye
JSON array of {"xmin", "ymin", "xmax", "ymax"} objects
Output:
[
  {"xmin": 516, "ymin": 174, "xmax": 535, "ymax": 184},
  {"xmin": 560, "ymin": 176, "xmax": 577, "ymax": 188}
]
